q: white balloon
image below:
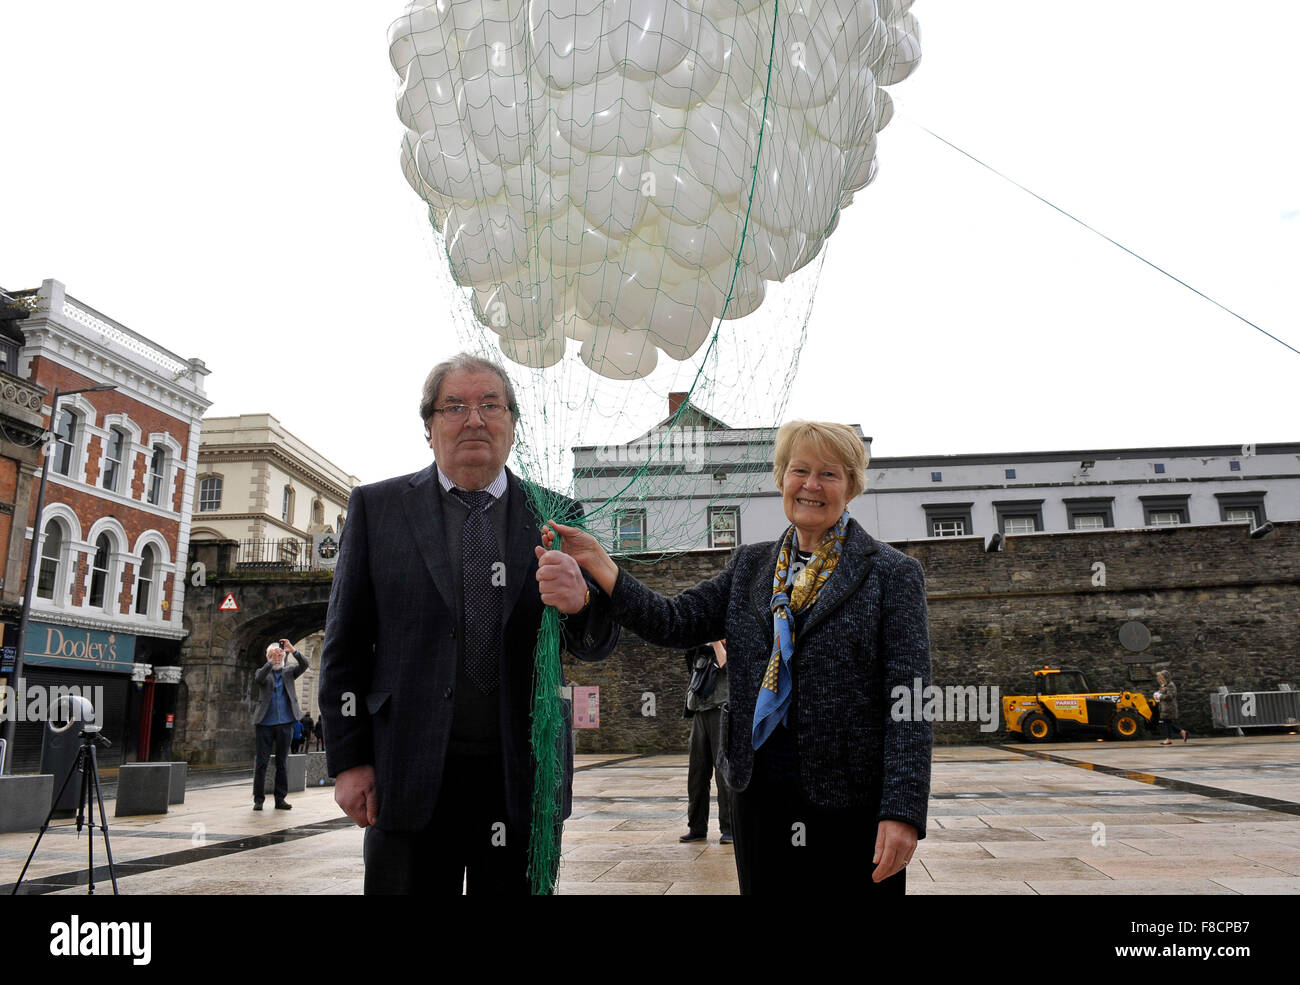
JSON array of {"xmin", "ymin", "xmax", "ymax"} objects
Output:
[
  {"xmin": 529, "ymin": 0, "xmax": 612, "ymax": 89},
  {"xmin": 666, "ymin": 204, "xmax": 740, "ymax": 269},
  {"xmin": 571, "ymin": 154, "xmax": 649, "ymax": 238},
  {"xmin": 562, "ymin": 75, "xmax": 653, "ymax": 155},
  {"xmin": 654, "ymin": 16, "xmax": 724, "ymax": 108},
  {"xmin": 463, "ymin": 71, "xmax": 532, "ymax": 166},
  {"xmin": 683, "ymin": 96, "xmax": 759, "ymax": 200},
  {"xmin": 874, "ymin": 86, "xmax": 894, "ymax": 131},
  {"xmin": 459, "ymin": 14, "xmax": 526, "ymax": 81},
  {"xmin": 639, "ymin": 150, "xmax": 716, "ymax": 226},
  {"xmin": 445, "ymin": 202, "xmax": 529, "ymax": 284},
  {"xmin": 413, "ymin": 127, "xmax": 505, "ymax": 203},
  {"xmin": 770, "ymin": 13, "xmax": 837, "ymax": 110},
  {"xmin": 605, "ymin": 0, "xmax": 697, "ymax": 80},
  {"xmin": 580, "ymin": 325, "xmax": 658, "ymax": 379},
  {"xmin": 877, "ymin": 28, "xmax": 921, "ymax": 86}
]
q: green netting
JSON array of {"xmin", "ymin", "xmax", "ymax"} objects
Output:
[{"xmin": 389, "ymin": 0, "xmax": 921, "ymax": 892}]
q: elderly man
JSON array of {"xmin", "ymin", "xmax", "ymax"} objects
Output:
[
  {"xmin": 320, "ymin": 353, "xmax": 618, "ymax": 895},
  {"xmin": 252, "ymin": 638, "xmax": 310, "ymax": 810}
]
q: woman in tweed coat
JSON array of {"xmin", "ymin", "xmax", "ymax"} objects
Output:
[{"xmin": 541, "ymin": 421, "xmax": 932, "ymax": 895}]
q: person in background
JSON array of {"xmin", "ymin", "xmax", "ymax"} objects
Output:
[
  {"xmin": 252, "ymin": 638, "xmax": 309, "ymax": 810},
  {"xmin": 1154, "ymin": 670, "xmax": 1187, "ymax": 745},
  {"xmin": 681, "ymin": 640, "xmax": 732, "ymax": 845}
]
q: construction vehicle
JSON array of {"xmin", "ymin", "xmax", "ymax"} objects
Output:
[{"xmin": 1002, "ymin": 666, "xmax": 1155, "ymax": 743}]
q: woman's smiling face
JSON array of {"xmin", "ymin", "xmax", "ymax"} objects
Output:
[{"xmin": 781, "ymin": 441, "xmax": 850, "ymax": 543}]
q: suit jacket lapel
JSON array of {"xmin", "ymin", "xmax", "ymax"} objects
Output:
[
  {"xmin": 401, "ymin": 462, "xmax": 457, "ymax": 613},
  {"xmin": 799, "ymin": 519, "xmax": 879, "ymax": 636},
  {"xmin": 501, "ymin": 469, "xmax": 538, "ymax": 630}
]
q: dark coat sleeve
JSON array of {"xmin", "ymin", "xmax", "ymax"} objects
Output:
[
  {"xmin": 319, "ymin": 485, "xmax": 378, "ymax": 778},
  {"xmin": 606, "ymin": 554, "xmax": 735, "ymax": 650},
  {"xmin": 876, "ymin": 554, "xmax": 933, "ymax": 838}
]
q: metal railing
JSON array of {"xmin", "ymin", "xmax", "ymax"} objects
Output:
[
  {"xmin": 1211, "ymin": 685, "xmax": 1299, "ymax": 733},
  {"xmin": 235, "ymin": 538, "xmax": 315, "ymax": 572}
]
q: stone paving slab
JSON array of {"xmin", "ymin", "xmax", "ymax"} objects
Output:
[{"xmin": 2, "ymin": 735, "xmax": 1297, "ymax": 895}]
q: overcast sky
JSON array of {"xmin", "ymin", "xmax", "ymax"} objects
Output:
[{"xmin": 2, "ymin": 1, "xmax": 1296, "ymax": 485}]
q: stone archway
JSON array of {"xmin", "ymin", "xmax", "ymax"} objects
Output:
[{"xmin": 178, "ymin": 549, "xmax": 333, "ymax": 764}]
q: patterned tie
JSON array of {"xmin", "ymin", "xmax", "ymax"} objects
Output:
[{"xmin": 450, "ymin": 488, "xmax": 501, "ymax": 692}]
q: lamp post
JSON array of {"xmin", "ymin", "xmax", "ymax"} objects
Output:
[{"xmin": 1, "ymin": 384, "xmax": 117, "ymax": 773}]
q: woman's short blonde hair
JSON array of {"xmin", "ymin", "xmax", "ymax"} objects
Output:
[{"xmin": 772, "ymin": 421, "xmax": 869, "ymax": 501}]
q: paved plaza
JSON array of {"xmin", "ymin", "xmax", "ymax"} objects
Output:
[{"xmin": 3, "ymin": 735, "xmax": 1297, "ymax": 895}]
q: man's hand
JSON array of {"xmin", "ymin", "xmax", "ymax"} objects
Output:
[
  {"xmin": 540, "ymin": 521, "xmax": 620, "ymax": 594},
  {"xmin": 872, "ymin": 819, "xmax": 918, "ymax": 882},
  {"xmin": 335, "ymin": 765, "xmax": 378, "ymax": 827},
  {"xmin": 534, "ymin": 546, "xmax": 589, "ymax": 614}
]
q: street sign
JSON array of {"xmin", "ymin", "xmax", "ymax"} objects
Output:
[{"xmin": 219, "ymin": 592, "xmax": 239, "ymax": 612}]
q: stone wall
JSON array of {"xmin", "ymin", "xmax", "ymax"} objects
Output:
[{"xmin": 564, "ymin": 521, "xmax": 1300, "ymax": 751}]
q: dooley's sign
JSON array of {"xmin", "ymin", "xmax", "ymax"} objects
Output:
[{"xmin": 24, "ymin": 622, "xmax": 136, "ymax": 674}]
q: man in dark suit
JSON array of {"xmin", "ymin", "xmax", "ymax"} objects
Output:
[
  {"xmin": 319, "ymin": 353, "xmax": 618, "ymax": 894},
  {"xmin": 252, "ymin": 639, "xmax": 310, "ymax": 810}
]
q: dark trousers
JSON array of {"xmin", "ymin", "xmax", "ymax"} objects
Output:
[
  {"xmin": 362, "ymin": 754, "xmax": 531, "ymax": 895},
  {"xmin": 731, "ymin": 771, "xmax": 907, "ymax": 896},
  {"xmin": 254, "ymin": 722, "xmax": 293, "ymax": 804},
  {"xmin": 1161, "ymin": 717, "xmax": 1184, "ymax": 739},
  {"xmin": 687, "ymin": 708, "xmax": 732, "ymax": 836}
]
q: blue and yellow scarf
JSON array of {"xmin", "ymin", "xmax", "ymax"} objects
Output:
[{"xmin": 752, "ymin": 512, "xmax": 849, "ymax": 749}]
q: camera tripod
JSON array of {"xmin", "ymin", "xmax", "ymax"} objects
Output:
[{"xmin": 11, "ymin": 726, "xmax": 119, "ymax": 895}]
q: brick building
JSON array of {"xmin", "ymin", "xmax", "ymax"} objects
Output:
[{"xmin": 3, "ymin": 279, "xmax": 211, "ymax": 770}]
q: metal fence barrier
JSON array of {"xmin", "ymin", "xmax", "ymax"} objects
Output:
[
  {"xmin": 1211, "ymin": 685, "xmax": 1299, "ymax": 734},
  {"xmin": 235, "ymin": 538, "xmax": 314, "ymax": 572}
]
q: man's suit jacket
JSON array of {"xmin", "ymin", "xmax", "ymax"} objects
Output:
[
  {"xmin": 319, "ymin": 464, "xmax": 618, "ymax": 833},
  {"xmin": 608, "ymin": 518, "xmax": 932, "ymax": 835},
  {"xmin": 252, "ymin": 652, "xmax": 310, "ymax": 725}
]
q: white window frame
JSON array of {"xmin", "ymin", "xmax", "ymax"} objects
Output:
[
  {"xmin": 708, "ymin": 506, "xmax": 739, "ymax": 548},
  {"xmin": 614, "ymin": 509, "xmax": 646, "ymax": 552},
  {"xmin": 198, "ymin": 475, "xmax": 224, "ymax": 512},
  {"xmin": 101, "ymin": 425, "xmax": 128, "ymax": 493},
  {"xmin": 932, "ymin": 519, "xmax": 965, "ymax": 537}
]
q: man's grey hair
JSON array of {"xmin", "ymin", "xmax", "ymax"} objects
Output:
[{"xmin": 419, "ymin": 352, "xmax": 521, "ymax": 434}]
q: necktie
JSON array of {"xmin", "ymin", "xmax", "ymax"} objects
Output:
[{"xmin": 450, "ymin": 488, "xmax": 501, "ymax": 692}]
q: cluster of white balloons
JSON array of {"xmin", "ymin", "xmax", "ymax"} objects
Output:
[{"xmin": 392, "ymin": 0, "xmax": 920, "ymax": 379}]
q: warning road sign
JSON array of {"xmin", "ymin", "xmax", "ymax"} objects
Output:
[{"xmin": 219, "ymin": 592, "xmax": 239, "ymax": 612}]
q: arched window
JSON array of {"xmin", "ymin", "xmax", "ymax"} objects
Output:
[
  {"xmin": 147, "ymin": 445, "xmax": 167, "ymax": 505},
  {"xmin": 198, "ymin": 475, "xmax": 223, "ymax": 512},
  {"xmin": 312, "ymin": 498, "xmax": 324, "ymax": 526},
  {"xmin": 37, "ymin": 519, "xmax": 64, "ymax": 600},
  {"xmin": 281, "ymin": 485, "xmax": 294, "ymax": 523},
  {"xmin": 102, "ymin": 427, "xmax": 127, "ymax": 492},
  {"xmin": 89, "ymin": 533, "xmax": 112, "ymax": 608},
  {"xmin": 136, "ymin": 544, "xmax": 157, "ymax": 615},
  {"xmin": 53, "ymin": 408, "xmax": 78, "ymax": 477}
]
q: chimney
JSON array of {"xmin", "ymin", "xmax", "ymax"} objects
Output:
[{"xmin": 668, "ymin": 392, "xmax": 688, "ymax": 417}]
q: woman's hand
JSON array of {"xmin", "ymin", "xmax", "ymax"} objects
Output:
[
  {"xmin": 872, "ymin": 819, "xmax": 918, "ymax": 882},
  {"xmin": 541, "ymin": 520, "xmax": 620, "ymax": 596}
]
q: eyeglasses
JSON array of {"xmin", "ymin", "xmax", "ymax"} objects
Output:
[{"xmin": 433, "ymin": 402, "xmax": 509, "ymax": 422}]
